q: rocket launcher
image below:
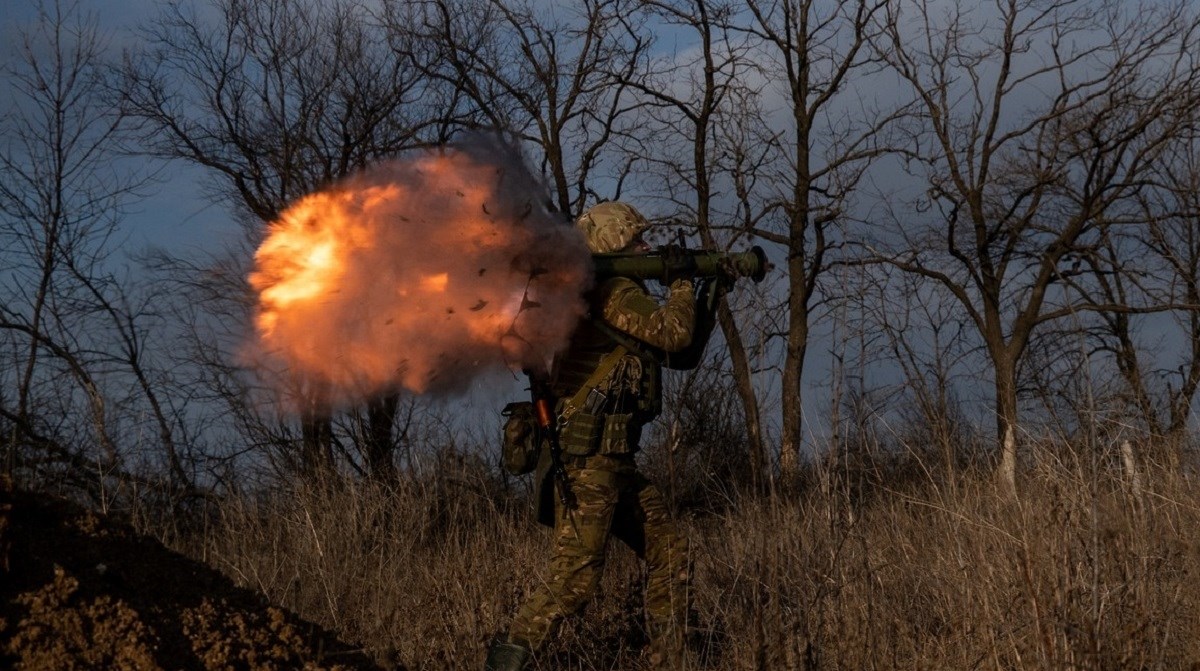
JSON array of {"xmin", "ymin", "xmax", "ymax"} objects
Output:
[{"xmin": 591, "ymin": 245, "xmax": 769, "ymax": 284}]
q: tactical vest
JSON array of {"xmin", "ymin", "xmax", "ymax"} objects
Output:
[{"xmin": 551, "ymin": 302, "xmax": 661, "ymax": 457}]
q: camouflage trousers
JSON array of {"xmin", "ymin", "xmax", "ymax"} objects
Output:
[{"xmin": 508, "ymin": 453, "xmax": 691, "ymax": 657}]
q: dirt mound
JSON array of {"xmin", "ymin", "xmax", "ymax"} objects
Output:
[{"xmin": 0, "ymin": 481, "xmax": 385, "ymax": 671}]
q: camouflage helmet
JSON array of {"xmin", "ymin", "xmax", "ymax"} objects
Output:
[{"xmin": 575, "ymin": 201, "xmax": 649, "ymax": 254}]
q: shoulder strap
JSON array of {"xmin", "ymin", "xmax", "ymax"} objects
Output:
[
  {"xmin": 559, "ymin": 344, "xmax": 627, "ymax": 425},
  {"xmin": 592, "ymin": 319, "xmax": 664, "ymax": 365},
  {"xmin": 592, "ymin": 283, "xmax": 718, "ymax": 371}
]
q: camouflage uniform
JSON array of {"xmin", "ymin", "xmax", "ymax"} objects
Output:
[{"xmin": 499, "ymin": 203, "xmax": 695, "ymax": 668}]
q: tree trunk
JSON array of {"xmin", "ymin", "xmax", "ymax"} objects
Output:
[
  {"xmin": 365, "ymin": 392, "xmax": 399, "ymax": 481},
  {"xmin": 994, "ymin": 353, "xmax": 1019, "ymax": 496},
  {"xmin": 1161, "ymin": 424, "xmax": 1186, "ymax": 474},
  {"xmin": 300, "ymin": 400, "xmax": 333, "ymax": 477},
  {"xmin": 780, "ymin": 300, "xmax": 809, "ymax": 479},
  {"xmin": 718, "ymin": 303, "xmax": 765, "ymax": 486}
]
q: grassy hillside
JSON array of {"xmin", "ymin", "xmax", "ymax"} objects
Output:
[{"xmin": 175, "ymin": 445, "xmax": 1200, "ymax": 670}]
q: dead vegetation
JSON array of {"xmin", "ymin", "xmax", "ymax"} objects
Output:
[{"xmin": 149, "ymin": 442, "xmax": 1200, "ymax": 670}]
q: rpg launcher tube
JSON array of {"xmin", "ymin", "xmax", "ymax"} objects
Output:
[{"xmin": 592, "ymin": 245, "xmax": 769, "ymax": 284}]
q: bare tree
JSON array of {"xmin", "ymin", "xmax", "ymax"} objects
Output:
[
  {"xmin": 0, "ymin": 0, "xmax": 185, "ymax": 499},
  {"xmin": 126, "ymin": 0, "xmax": 441, "ymax": 222},
  {"xmin": 407, "ymin": 0, "xmax": 652, "ymax": 217},
  {"xmin": 123, "ymin": 0, "xmax": 444, "ymax": 479},
  {"xmin": 874, "ymin": 0, "xmax": 1200, "ymax": 490},
  {"xmin": 735, "ymin": 0, "xmax": 893, "ymax": 477},
  {"xmin": 610, "ymin": 0, "xmax": 772, "ymax": 482},
  {"xmin": 1135, "ymin": 147, "xmax": 1200, "ymax": 450},
  {"xmin": 1062, "ymin": 136, "xmax": 1200, "ymax": 467},
  {"xmin": 865, "ymin": 267, "xmax": 976, "ymax": 476}
]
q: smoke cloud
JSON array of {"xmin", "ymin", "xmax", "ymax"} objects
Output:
[{"xmin": 246, "ymin": 134, "xmax": 591, "ymax": 406}]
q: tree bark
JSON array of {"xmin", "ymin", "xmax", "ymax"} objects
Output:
[{"xmin": 365, "ymin": 392, "xmax": 399, "ymax": 481}]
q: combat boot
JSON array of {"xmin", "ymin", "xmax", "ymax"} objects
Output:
[{"xmin": 484, "ymin": 634, "xmax": 532, "ymax": 671}]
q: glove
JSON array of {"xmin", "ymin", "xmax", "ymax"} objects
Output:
[{"xmin": 657, "ymin": 243, "xmax": 698, "ymax": 285}]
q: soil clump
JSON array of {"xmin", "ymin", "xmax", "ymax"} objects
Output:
[{"xmin": 0, "ymin": 479, "xmax": 384, "ymax": 670}]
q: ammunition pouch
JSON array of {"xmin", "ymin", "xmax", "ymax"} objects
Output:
[
  {"xmin": 600, "ymin": 413, "xmax": 639, "ymax": 455},
  {"xmin": 560, "ymin": 411, "xmax": 639, "ymax": 457},
  {"xmin": 560, "ymin": 410, "xmax": 602, "ymax": 456},
  {"xmin": 500, "ymin": 402, "xmax": 540, "ymax": 475}
]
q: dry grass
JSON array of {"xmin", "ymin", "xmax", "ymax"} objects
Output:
[{"xmin": 172, "ymin": 444, "xmax": 1200, "ymax": 670}]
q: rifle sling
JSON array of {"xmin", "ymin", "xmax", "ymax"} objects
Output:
[
  {"xmin": 594, "ymin": 317, "xmax": 673, "ymax": 369},
  {"xmin": 559, "ymin": 344, "xmax": 627, "ymax": 426}
]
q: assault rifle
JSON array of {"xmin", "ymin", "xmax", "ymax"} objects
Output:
[{"xmin": 525, "ymin": 370, "xmax": 576, "ymax": 509}]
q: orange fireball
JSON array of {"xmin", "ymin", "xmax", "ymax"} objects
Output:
[{"xmin": 248, "ymin": 143, "xmax": 591, "ymax": 404}]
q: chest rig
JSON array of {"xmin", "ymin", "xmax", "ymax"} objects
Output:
[{"xmin": 550, "ymin": 312, "xmax": 661, "ymax": 458}]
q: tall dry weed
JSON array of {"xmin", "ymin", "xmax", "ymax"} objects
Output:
[{"xmin": 178, "ymin": 442, "xmax": 1200, "ymax": 670}]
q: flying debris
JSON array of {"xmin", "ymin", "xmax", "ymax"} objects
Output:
[{"xmin": 246, "ymin": 135, "xmax": 591, "ymax": 404}]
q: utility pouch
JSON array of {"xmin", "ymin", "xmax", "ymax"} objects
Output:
[
  {"xmin": 583, "ymin": 387, "xmax": 608, "ymax": 415},
  {"xmin": 501, "ymin": 402, "xmax": 540, "ymax": 476},
  {"xmin": 560, "ymin": 411, "xmax": 603, "ymax": 457},
  {"xmin": 599, "ymin": 413, "xmax": 638, "ymax": 455}
]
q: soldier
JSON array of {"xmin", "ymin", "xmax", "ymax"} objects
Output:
[{"xmin": 487, "ymin": 201, "xmax": 719, "ymax": 670}]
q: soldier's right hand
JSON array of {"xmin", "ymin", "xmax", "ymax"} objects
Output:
[{"xmin": 658, "ymin": 243, "xmax": 698, "ymax": 285}]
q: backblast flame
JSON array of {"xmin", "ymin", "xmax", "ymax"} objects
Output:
[{"xmin": 247, "ymin": 140, "xmax": 591, "ymax": 405}]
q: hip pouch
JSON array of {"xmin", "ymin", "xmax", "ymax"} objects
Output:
[
  {"xmin": 560, "ymin": 412, "xmax": 640, "ymax": 457},
  {"xmin": 500, "ymin": 401, "xmax": 540, "ymax": 475}
]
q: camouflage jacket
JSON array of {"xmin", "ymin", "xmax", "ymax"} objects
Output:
[{"xmin": 533, "ymin": 276, "xmax": 696, "ymax": 525}]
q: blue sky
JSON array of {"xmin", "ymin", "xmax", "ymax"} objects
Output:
[
  {"xmin": 8, "ymin": 0, "xmax": 1184, "ymax": 449},
  {"xmin": 2, "ymin": 0, "xmax": 238, "ymax": 259}
]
